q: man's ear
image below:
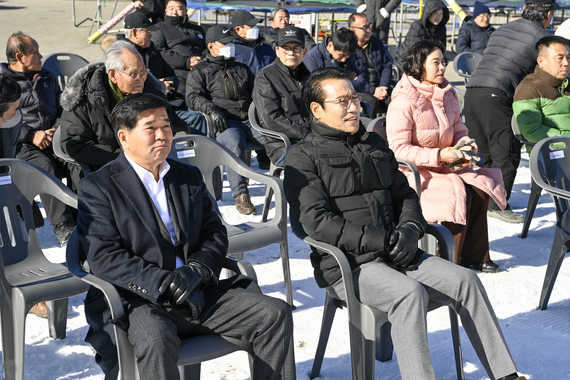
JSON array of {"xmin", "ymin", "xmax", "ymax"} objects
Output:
[
  {"xmin": 310, "ymin": 102, "xmax": 322, "ymax": 120},
  {"xmin": 108, "ymin": 68, "xmax": 118, "ymax": 84},
  {"xmin": 15, "ymin": 51, "xmax": 24, "ymax": 64},
  {"xmin": 537, "ymin": 55, "xmax": 544, "ymax": 68},
  {"xmin": 117, "ymin": 129, "xmax": 128, "ymax": 149}
]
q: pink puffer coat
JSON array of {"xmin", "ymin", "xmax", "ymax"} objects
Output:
[{"xmin": 386, "ymin": 74, "xmax": 507, "ymax": 224}]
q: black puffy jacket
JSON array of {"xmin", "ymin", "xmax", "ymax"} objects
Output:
[
  {"xmin": 185, "ymin": 53, "xmax": 254, "ymax": 121},
  {"xmin": 350, "ymin": 36, "xmax": 394, "ymax": 89},
  {"xmin": 466, "ymin": 18, "xmax": 549, "ymax": 98},
  {"xmin": 0, "ymin": 63, "xmax": 61, "ymax": 144},
  {"xmin": 252, "ymin": 59, "xmax": 311, "ymax": 163},
  {"xmin": 284, "ymin": 120, "xmax": 426, "ymax": 287},
  {"xmin": 393, "ymin": 0, "xmax": 449, "ymax": 70},
  {"xmin": 456, "ymin": 19, "xmax": 495, "ymax": 55}
]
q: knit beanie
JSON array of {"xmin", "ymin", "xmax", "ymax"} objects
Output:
[{"xmin": 472, "ymin": 1, "xmax": 490, "ymax": 19}]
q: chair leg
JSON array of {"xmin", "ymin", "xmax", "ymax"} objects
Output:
[
  {"xmin": 448, "ymin": 307, "xmax": 465, "ymax": 380},
  {"xmin": 376, "ymin": 321, "xmax": 393, "ymax": 362},
  {"xmin": 11, "ymin": 289, "xmax": 29, "ymax": 380},
  {"xmin": 310, "ymin": 294, "xmax": 338, "ymax": 379},
  {"xmin": 538, "ymin": 227, "xmax": 570, "ymax": 310},
  {"xmin": 279, "ymin": 241, "xmax": 294, "ymax": 308},
  {"xmin": 46, "ymin": 298, "xmax": 69, "ymax": 340},
  {"xmin": 351, "ymin": 307, "xmax": 378, "ymax": 380},
  {"xmin": 521, "ymin": 179, "xmax": 542, "ymax": 239},
  {"xmin": 178, "ymin": 363, "xmax": 201, "ymax": 380},
  {"xmin": 1, "ymin": 294, "xmax": 16, "ymax": 380},
  {"xmin": 105, "ymin": 364, "xmax": 119, "ymax": 380}
]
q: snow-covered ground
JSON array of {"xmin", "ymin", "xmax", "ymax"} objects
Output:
[{"xmin": 4, "ymin": 151, "xmax": 570, "ymax": 380}]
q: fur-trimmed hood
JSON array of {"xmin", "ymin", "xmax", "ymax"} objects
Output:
[{"xmin": 60, "ymin": 61, "xmax": 167, "ymax": 112}]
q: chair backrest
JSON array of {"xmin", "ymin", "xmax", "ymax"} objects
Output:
[
  {"xmin": 0, "ymin": 159, "xmax": 77, "ymax": 267},
  {"xmin": 248, "ymin": 102, "xmax": 292, "ymax": 148},
  {"xmin": 529, "ymin": 136, "xmax": 570, "ymax": 221},
  {"xmin": 367, "ymin": 116, "xmax": 386, "ymax": 136},
  {"xmin": 511, "ymin": 114, "xmax": 536, "ymax": 148},
  {"xmin": 52, "ymin": 127, "xmax": 92, "ymax": 176},
  {"xmin": 453, "ymin": 52, "xmax": 482, "ymax": 78},
  {"xmin": 42, "ymin": 53, "xmax": 89, "ymax": 90}
]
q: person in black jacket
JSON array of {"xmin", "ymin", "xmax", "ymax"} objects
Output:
[
  {"xmin": 186, "ymin": 25, "xmax": 265, "ymax": 216},
  {"xmin": 151, "ymin": 0, "xmax": 206, "ymax": 92},
  {"xmin": 0, "ymin": 74, "xmax": 21, "ymax": 158},
  {"xmin": 464, "ymin": 0, "xmax": 555, "ymax": 223},
  {"xmin": 263, "ymin": 8, "xmax": 316, "ymax": 51},
  {"xmin": 122, "ymin": 12, "xmax": 206, "ymax": 135},
  {"xmin": 2, "ymin": 32, "xmax": 76, "ymax": 247},
  {"xmin": 253, "ymin": 26, "xmax": 311, "ymax": 165},
  {"xmin": 349, "ymin": 12, "xmax": 394, "ymax": 117},
  {"xmin": 393, "ymin": 0, "xmax": 449, "ymax": 71},
  {"xmin": 284, "ymin": 67, "xmax": 527, "ymax": 380},
  {"xmin": 132, "ymin": 0, "xmax": 165, "ymax": 24},
  {"xmin": 354, "ymin": 0, "xmax": 402, "ymax": 43},
  {"xmin": 456, "ymin": 1, "xmax": 495, "ymax": 54}
]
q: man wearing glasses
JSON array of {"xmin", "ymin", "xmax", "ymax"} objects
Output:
[
  {"xmin": 253, "ymin": 26, "xmax": 311, "ymax": 165},
  {"xmin": 60, "ymin": 41, "xmax": 167, "ymax": 178},
  {"xmin": 349, "ymin": 12, "xmax": 394, "ymax": 117},
  {"xmin": 284, "ymin": 67, "xmax": 527, "ymax": 380}
]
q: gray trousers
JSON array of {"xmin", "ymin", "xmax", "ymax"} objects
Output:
[
  {"xmin": 328, "ymin": 253, "xmax": 518, "ymax": 380},
  {"xmin": 127, "ymin": 287, "xmax": 296, "ymax": 380}
]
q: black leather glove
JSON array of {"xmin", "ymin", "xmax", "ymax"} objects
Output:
[
  {"xmin": 387, "ymin": 223, "xmax": 423, "ymax": 268},
  {"xmin": 207, "ymin": 106, "xmax": 229, "ymax": 134},
  {"xmin": 184, "ymin": 289, "xmax": 205, "ymax": 320},
  {"xmin": 159, "ymin": 262, "xmax": 212, "ymax": 306}
]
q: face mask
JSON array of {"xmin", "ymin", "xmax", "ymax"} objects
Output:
[
  {"xmin": 218, "ymin": 43, "xmax": 235, "ymax": 59},
  {"xmin": 245, "ymin": 26, "xmax": 259, "ymax": 41},
  {"xmin": 164, "ymin": 14, "xmax": 185, "ymax": 26}
]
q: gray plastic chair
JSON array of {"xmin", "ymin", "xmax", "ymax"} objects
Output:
[
  {"xmin": 168, "ymin": 134, "xmax": 294, "ymax": 307},
  {"xmin": 529, "ymin": 136, "xmax": 570, "ymax": 310},
  {"xmin": 0, "ymin": 159, "xmax": 90, "ymax": 380},
  {"xmin": 41, "ymin": 52, "xmax": 89, "ymax": 90},
  {"xmin": 453, "ymin": 52, "xmax": 482, "ymax": 85},
  {"xmin": 248, "ymin": 102, "xmax": 292, "ymax": 222},
  {"xmin": 511, "ymin": 114, "xmax": 541, "ymax": 238},
  {"xmin": 385, "ymin": 45, "xmax": 401, "ymax": 81},
  {"xmin": 65, "ymin": 230, "xmax": 255, "ymax": 380},
  {"xmin": 52, "ymin": 126, "xmax": 92, "ymax": 177},
  {"xmin": 290, "ymin": 212, "xmax": 464, "ymax": 380}
]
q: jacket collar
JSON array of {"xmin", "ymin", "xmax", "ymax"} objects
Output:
[
  {"xmin": 397, "ymin": 73, "xmax": 454, "ymax": 103},
  {"xmin": 274, "ymin": 57, "xmax": 311, "ymax": 80},
  {"xmin": 534, "ymin": 64, "xmax": 567, "ymax": 92},
  {"xmin": 311, "ymin": 118, "xmax": 367, "ymax": 144}
]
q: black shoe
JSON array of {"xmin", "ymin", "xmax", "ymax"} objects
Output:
[
  {"xmin": 256, "ymin": 149, "xmax": 271, "ymax": 170},
  {"xmin": 460, "ymin": 259, "xmax": 499, "ymax": 273},
  {"xmin": 53, "ymin": 222, "xmax": 75, "ymax": 247}
]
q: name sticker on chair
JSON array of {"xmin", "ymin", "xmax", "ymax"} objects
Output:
[
  {"xmin": 0, "ymin": 176, "xmax": 12, "ymax": 186},
  {"xmin": 550, "ymin": 151, "xmax": 564, "ymax": 160},
  {"xmin": 177, "ymin": 149, "xmax": 196, "ymax": 159}
]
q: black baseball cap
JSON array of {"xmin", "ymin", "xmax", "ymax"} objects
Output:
[
  {"xmin": 524, "ymin": 0, "xmax": 559, "ymax": 11},
  {"xmin": 206, "ymin": 25, "xmax": 235, "ymax": 44},
  {"xmin": 124, "ymin": 12, "xmax": 160, "ymax": 31},
  {"xmin": 230, "ymin": 10, "xmax": 262, "ymax": 28},
  {"xmin": 277, "ymin": 26, "xmax": 305, "ymax": 47}
]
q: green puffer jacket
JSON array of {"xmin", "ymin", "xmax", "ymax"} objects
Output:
[{"xmin": 513, "ymin": 65, "xmax": 570, "ymax": 152}]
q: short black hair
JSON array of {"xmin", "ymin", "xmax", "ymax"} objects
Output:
[
  {"xmin": 330, "ymin": 28, "xmax": 358, "ymax": 55},
  {"xmin": 348, "ymin": 13, "xmax": 368, "ymax": 27},
  {"xmin": 302, "ymin": 67, "xmax": 354, "ymax": 110},
  {"xmin": 0, "ymin": 73, "xmax": 21, "ymax": 115},
  {"xmin": 536, "ymin": 35, "xmax": 569, "ymax": 55},
  {"xmin": 403, "ymin": 39, "xmax": 445, "ymax": 82},
  {"xmin": 111, "ymin": 93, "xmax": 172, "ymax": 135},
  {"xmin": 6, "ymin": 31, "xmax": 30, "ymax": 65},
  {"xmin": 522, "ymin": 7, "xmax": 550, "ymax": 21}
]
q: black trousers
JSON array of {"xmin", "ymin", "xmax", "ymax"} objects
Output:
[
  {"xmin": 362, "ymin": 92, "xmax": 390, "ymax": 118},
  {"xmin": 464, "ymin": 87, "xmax": 522, "ymax": 206},
  {"xmin": 15, "ymin": 143, "xmax": 75, "ymax": 227}
]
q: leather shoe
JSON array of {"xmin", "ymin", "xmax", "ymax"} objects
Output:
[
  {"xmin": 235, "ymin": 194, "xmax": 256, "ymax": 215},
  {"xmin": 29, "ymin": 302, "xmax": 48, "ymax": 318},
  {"xmin": 460, "ymin": 259, "xmax": 499, "ymax": 273}
]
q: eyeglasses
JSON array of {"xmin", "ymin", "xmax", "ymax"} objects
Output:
[
  {"xmin": 323, "ymin": 93, "xmax": 362, "ymax": 108},
  {"xmin": 280, "ymin": 45, "xmax": 304, "ymax": 54},
  {"xmin": 351, "ymin": 24, "xmax": 372, "ymax": 31},
  {"xmin": 118, "ymin": 69, "xmax": 148, "ymax": 80}
]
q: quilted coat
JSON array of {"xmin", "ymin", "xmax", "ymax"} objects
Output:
[{"xmin": 386, "ymin": 74, "xmax": 507, "ymax": 224}]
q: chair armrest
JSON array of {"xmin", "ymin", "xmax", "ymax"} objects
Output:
[
  {"xmin": 223, "ymin": 256, "xmax": 257, "ymax": 282},
  {"xmin": 254, "ymin": 127, "xmax": 292, "ymax": 149},
  {"xmin": 425, "ymin": 224, "xmax": 456, "ymax": 264},
  {"xmin": 397, "ymin": 160, "xmax": 422, "ymax": 198}
]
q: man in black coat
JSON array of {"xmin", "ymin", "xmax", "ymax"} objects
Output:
[
  {"xmin": 464, "ymin": 0, "xmax": 555, "ymax": 223},
  {"xmin": 151, "ymin": 0, "xmax": 206, "ymax": 92},
  {"xmin": 263, "ymin": 8, "xmax": 316, "ymax": 51},
  {"xmin": 132, "ymin": 0, "xmax": 165, "ymax": 24},
  {"xmin": 186, "ymin": 25, "xmax": 265, "ymax": 215},
  {"xmin": 283, "ymin": 67, "xmax": 526, "ymax": 380},
  {"xmin": 456, "ymin": 1, "xmax": 495, "ymax": 54},
  {"xmin": 253, "ymin": 26, "xmax": 311, "ymax": 165},
  {"xmin": 77, "ymin": 93, "xmax": 295, "ymax": 380},
  {"xmin": 354, "ymin": 0, "xmax": 402, "ymax": 43}
]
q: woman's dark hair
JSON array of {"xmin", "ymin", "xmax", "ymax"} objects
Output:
[
  {"xmin": 302, "ymin": 67, "xmax": 354, "ymax": 110},
  {"xmin": 0, "ymin": 73, "xmax": 22, "ymax": 116},
  {"xmin": 402, "ymin": 39, "xmax": 445, "ymax": 82},
  {"xmin": 111, "ymin": 93, "xmax": 172, "ymax": 134},
  {"xmin": 522, "ymin": 7, "xmax": 550, "ymax": 22}
]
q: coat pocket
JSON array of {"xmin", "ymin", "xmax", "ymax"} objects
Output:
[
  {"xmin": 318, "ymin": 155, "xmax": 355, "ymax": 197},
  {"xmin": 368, "ymin": 150, "xmax": 394, "ymax": 189}
]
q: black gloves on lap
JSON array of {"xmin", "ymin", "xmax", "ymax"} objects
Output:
[
  {"xmin": 207, "ymin": 106, "xmax": 229, "ymax": 134},
  {"xmin": 159, "ymin": 262, "xmax": 211, "ymax": 306},
  {"xmin": 387, "ymin": 223, "xmax": 423, "ymax": 268}
]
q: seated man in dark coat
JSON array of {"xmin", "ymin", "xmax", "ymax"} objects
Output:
[
  {"xmin": 186, "ymin": 25, "xmax": 265, "ymax": 215},
  {"xmin": 456, "ymin": 1, "xmax": 495, "ymax": 54},
  {"xmin": 151, "ymin": 0, "xmax": 206, "ymax": 92},
  {"xmin": 77, "ymin": 93, "xmax": 295, "ymax": 380},
  {"xmin": 283, "ymin": 67, "xmax": 526, "ymax": 380},
  {"xmin": 263, "ymin": 8, "xmax": 316, "ymax": 51},
  {"xmin": 253, "ymin": 26, "xmax": 311, "ymax": 165}
]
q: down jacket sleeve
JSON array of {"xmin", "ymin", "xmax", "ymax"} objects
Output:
[{"xmin": 185, "ymin": 65, "xmax": 215, "ymax": 114}]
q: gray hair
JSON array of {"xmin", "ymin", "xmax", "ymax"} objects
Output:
[
  {"xmin": 124, "ymin": 28, "xmax": 144, "ymax": 39},
  {"xmin": 104, "ymin": 40, "xmax": 140, "ymax": 72}
]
